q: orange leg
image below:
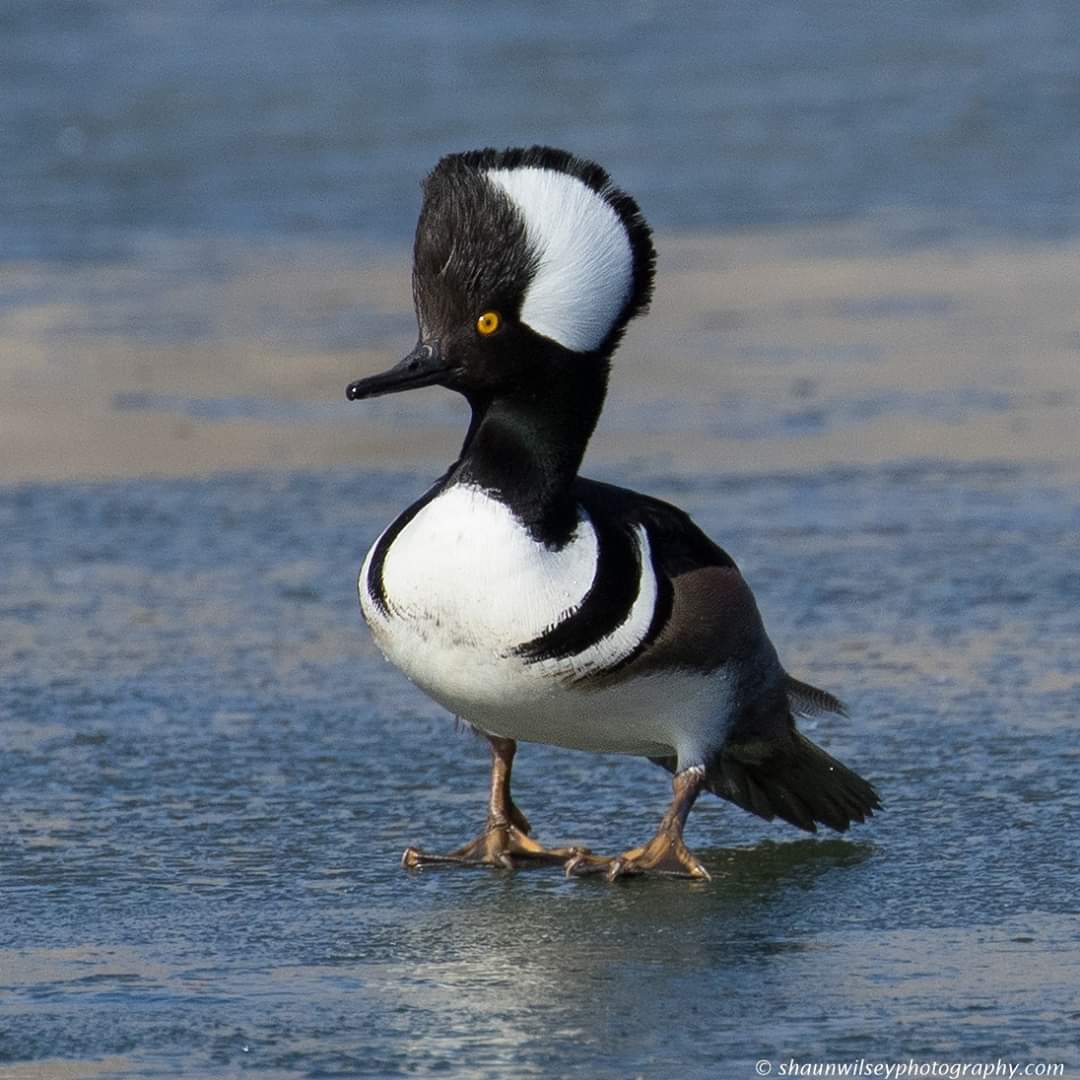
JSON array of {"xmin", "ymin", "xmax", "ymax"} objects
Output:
[
  {"xmin": 402, "ymin": 736, "xmax": 587, "ymax": 870},
  {"xmin": 565, "ymin": 767, "xmax": 711, "ymax": 881}
]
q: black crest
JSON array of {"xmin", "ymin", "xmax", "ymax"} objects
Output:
[{"xmin": 413, "ymin": 146, "xmax": 656, "ymax": 354}]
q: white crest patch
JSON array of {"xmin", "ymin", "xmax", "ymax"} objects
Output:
[{"xmin": 486, "ymin": 166, "xmax": 634, "ymax": 352}]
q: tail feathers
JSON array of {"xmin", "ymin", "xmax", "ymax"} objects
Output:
[
  {"xmin": 785, "ymin": 674, "xmax": 848, "ymax": 719},
  {"xmin": 707, "ymin": 731, "xmax": 881, "ymax": 834}
]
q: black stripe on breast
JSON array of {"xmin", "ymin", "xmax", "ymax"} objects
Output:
[
  {"xmin": 564, "ymin": 527, "xmax": 676, "ymax": 684},
  {"xmin": 594, "ymin": 540, "xmax": 674, "ymax": 678},
  {"xmin": 513, "ymin": 511, "xmax": 645, "ymax": 664},
  {"xmin": 364, "ymin": 478, "xmax": 446, "ymax": 617}
]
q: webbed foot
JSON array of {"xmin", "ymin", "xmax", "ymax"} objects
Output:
[
  {"xmin": 564, "ymin": 832, "xmax": 710, "ymax": 881},
  {"xmin": 403, "ymin": 824, "xmax": 586, "ymax": 870},
  {"xmin": 564, "ymin": 765, "xmax": 711, "ymax": 881}
]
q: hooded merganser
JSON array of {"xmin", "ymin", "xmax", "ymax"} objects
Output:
[{"xmin": 347, "ymin": 147, "xmax": 880, "ymax": 880}]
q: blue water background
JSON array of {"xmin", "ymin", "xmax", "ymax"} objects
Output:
[
  {"xmin": 3, "ymin": 464, "xmax": 1079, "ymax": 1077},
  {"xmin": 2, "ymin": 4, "xmax": 1080, "ymax": 1078},
  {"xmin": 4, "ymin": 0, "xmax": 1080, "ymax": 263}
]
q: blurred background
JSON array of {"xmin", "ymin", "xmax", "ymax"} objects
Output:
[
  {"xmin": 8, "ymin": 0, "xmax": 1080, "ymax": 260},
  {"xmin": 3, "ymin": 0, "xmax": 1079, "ymax": 481},
  {"xmin": 3, "ymin": 4, "xmax": 1079, "ymax": 1079}
]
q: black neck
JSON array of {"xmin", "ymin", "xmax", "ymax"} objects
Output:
[{"xmin": 450, "ymin": 361, "xmax": 608, "ymax": 547}]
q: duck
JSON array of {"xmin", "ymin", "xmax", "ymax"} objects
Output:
[{"xmin": 346, "ymin": 146, "xmax": 880, "ymax": 880}]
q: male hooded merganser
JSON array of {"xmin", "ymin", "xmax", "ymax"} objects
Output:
[{"xmin": 347, "ymin": 146, "xmax": 880, "ymax": 880}]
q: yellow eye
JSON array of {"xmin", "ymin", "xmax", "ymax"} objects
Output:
[{"xmin": 476, "ymin": 310, "xmax": 501, "ymax": 336}]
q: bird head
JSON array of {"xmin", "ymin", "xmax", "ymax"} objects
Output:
[{"xmin": 347, "ymin": 146, "xmax": 655, "ymax": 406}]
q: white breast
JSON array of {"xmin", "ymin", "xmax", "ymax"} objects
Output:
[
  {"xmin": 359, "ymin": 484, "xmax": 731, "ymax": 768},
  {"xmin": 366, "ymin": 484, "xmax": 597, "ymax": 649}
]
